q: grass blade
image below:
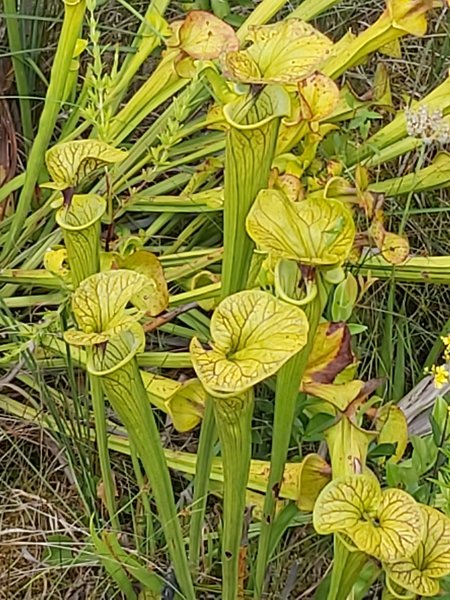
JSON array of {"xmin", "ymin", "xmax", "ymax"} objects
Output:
[{"xmin": 1, "ymin": 0, "xmax": 87, "ymax": 262}]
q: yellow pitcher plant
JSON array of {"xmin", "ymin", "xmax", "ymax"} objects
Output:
[
  {"xmin": 64, "ymin": 270, "xmax": 196, "ymax": 599},
  {"xmin": 190, "ymin": 289, "xmax": 309, "ymax": 600}
]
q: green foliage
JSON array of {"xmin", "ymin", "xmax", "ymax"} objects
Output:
[{"xmin": 3, "ymin": 0, "xmax": 450, "ymax": 598}]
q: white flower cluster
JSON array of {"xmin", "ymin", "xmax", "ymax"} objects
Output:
[{"xmin": 405, "ymin": 105, "xmax": 450, "ymax": 144}]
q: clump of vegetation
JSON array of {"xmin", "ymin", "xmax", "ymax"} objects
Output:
[{"xmin": 2, "ymin": 0, "xmax": 450, "ymax": 598}]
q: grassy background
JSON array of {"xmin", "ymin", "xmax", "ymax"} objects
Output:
[{"xmin": 1, "ymin": 1, "xmax": 450, "ymax": 597}]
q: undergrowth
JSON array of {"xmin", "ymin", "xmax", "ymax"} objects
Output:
[{"xmin": 1, "ymin": 1, "xmax": 450, "ymax": 599}]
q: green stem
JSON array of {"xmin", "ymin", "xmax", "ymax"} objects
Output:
[
  {"xmin": 129, "ymin": 439, "xmax": 156, "ymax": 556},
  {"xmin": 290, "ymin": 0, "xmax": 342, "ymax": 21},
  {"xmin": 380, "ymin": 145, "xmax": 427, "ymax": 395},
  {"xmin": 107, "ymin": 0, "xmax": 170, "ymax": 112},
  {"xmin": 327, "ymin": 538, "xmax": 368, "ymax": 600},
  {"xmin": 93, "ymin": 350, "xmax": 195, "ymax": 599},
  {"xmin": 59, "ymin": 65, "xmax": 92, "ymax": 140},
  {"xmin": 214, "ymin": 391, "xmax": 254, "ymax": 600},
  {"xmin": 254, "ymin": 294, "xmax": 322, "ymax": 598},
  {"xmin": 1, "ymin": 0, "xmax": 86, "ymax": 262},
  {"xmin": 0, "ymin": 173, "xmax": 25, "ymax": 205},
  {"xmin": 107, "ymin": 57, "xmax": 183, "ymax": 143},
  {"xmin": 190, "ymin": 87, "xmax": 289, "ymax": 593},
  {"xmin": 189, "ymin": 397, "xmax": 217, "ymax": 569},
  {"xmin": 4, "ymin": 0, "xmax": 33, "ymax": 147},
  {"xmin": 90, "ymin": 374, "xmax": 120, "ymax": 531},
  {"xmin": 399, "ymin": 144, "xmax": 427, "ymax": 235},
  {"xmin": 424, "ymin": 314, "xmax": 450, "ymax": 369}
]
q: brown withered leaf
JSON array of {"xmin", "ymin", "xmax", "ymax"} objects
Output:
[{"xmin": 303, "ymin": 322, "xmax": 354, "ymax": 384}]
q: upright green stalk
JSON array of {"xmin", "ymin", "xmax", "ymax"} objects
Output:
[
  {"xmin": 107, "ymin": 0, "xmax": 170, "ymax": 111},
  {"xmin": 189, "ymin": 397, "xmax": 217, "ymax": 568},
  {"xmin": 327, "ymin": 538, "xmax": 368, "ymax": 600},
  {"xmin": 4, "ymin": 0, "xmax": 33, "ymax": 147},
  {"xmin": 380, "ymin": 144, "xmax": 427, "ymax": 396},
  {"xmin": 107, "ymin": 53, "xmax": 183, "ymax": 143},
  {"xmin": 90, "ymin": 374, "xmax": 120, "ymax": 531},
  {"xmin": 213, "ymin": 391, "xmax": 254, "ymax": 600},
  {"xmin": 129, "ymin": 439, "xmax": 156, "ymax": 556},
  {"xmin": 90, "ymin": 337, "xmax": 195, "ymax": 599},
  {"xmin": 254, "ymin": 294, "xmax": 322, "ymax": 598},
  {"xmin": 1, "ymin": 0, "xmax": 86, "ymax": 262},
  {"xmin": 290, "ymin": 0, "xmax": 342, "ymax": 21},
  {"xmin": 221, "ymin": 86, "xmax": 290, "ymax": 296},
  {"xmin": 189, "ymin": 86, "xmax": 290, "ymax": 582}
]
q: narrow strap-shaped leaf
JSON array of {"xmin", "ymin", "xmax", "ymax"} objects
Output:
[{"xmin": 1, "ymin": 0, "xmax": 87, "ymax": 261}]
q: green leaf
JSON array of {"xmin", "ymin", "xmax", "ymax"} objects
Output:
[
  {"xmin": 222, "ymin": 19, "xmax": 333, "ymax": 85},
  {"xmin": 210, "ymin": 0, "xmax": 230, "ymax": 18},
  {"xmin": 430, "ymin": 396, "xmax": 450, "ymax": 444},
  {"xmin": 190, "ymin": 289, "xmax": 309, "ymax": 395},
  {"xmin": 304, "ymin": 412, "xmax": 336, "ymax": 441},
  {"xmin": 246, "ymin": 190, "xmax": 355, "ymax": 266},
  {"xmin": 386, "ymin": 505, "xmax": 450, "ymax": 597},
  {"xmin": 90, "ymin": 523, "xmax": 137, "ymax": 600},
  {"xmin": 313, "ymin": 474, "xmax": 423, "ymax": 562},
  {"xmin": 331, "ymin": 273, "xmax": 359, "ymax": 322},
  {"xmin": 367, "ymin": 443, "xmax": 397, "ymax": 460},
  {"xmin": 411, "ymin": 435, "xmax": 438, "ymax": 475},
  {"xmin": 376, "ymin": 405, "xmax": 408, "ymax": 463},
  {"xmin": 44, "ymin": 140, "xmax": 127, "ymax": 190}
]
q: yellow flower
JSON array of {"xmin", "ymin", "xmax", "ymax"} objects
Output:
[
  {"xmin": 429, "ymin": 364, "xmax": 449, "ymax": 389},
  {"xmin": 441, "ymin": 335, "xmax": 450, "ymax": 347}
]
